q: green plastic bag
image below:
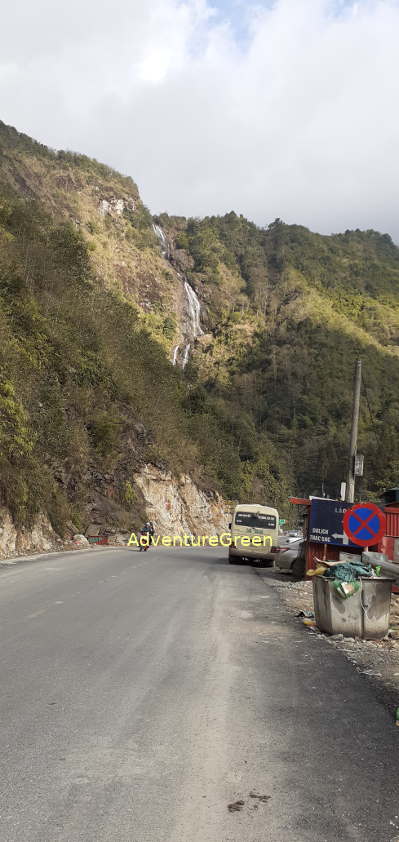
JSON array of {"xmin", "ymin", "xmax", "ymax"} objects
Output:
[{"xmin": 332, "ymin": 579, "xmax": 361, "ymax": 599}]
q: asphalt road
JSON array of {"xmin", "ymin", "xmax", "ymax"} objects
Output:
[{"xmin": 0, "ymin": 546, "xmax": 398, "ymax": 842}]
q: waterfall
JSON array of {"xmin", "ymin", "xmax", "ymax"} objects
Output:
[
  {"xmin": 176, "ymin": 283, "xmax": 202, "ymax": 367},
  {"xmin": 153, "ymin": 223, "xmax": 166, "ymax": 244},
  {"xmin": 184, "ymin": 281, "xmax": 203, "ymax": 338},
  {"xmin": 181, "ymin": 343, "xmax": 191, "ymax": 369},
  {"xmin": 152, "ymin": 221, "xmax": 203, "ymax": 367},
  {"xmin": 172, "ymin": 282, "xmax": 202, "ymax": 367},
  {"xmin": 152, "ymin": 223, "xmax": 168, "ymax": 257}
]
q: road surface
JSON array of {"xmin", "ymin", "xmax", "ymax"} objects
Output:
[{"xmin": 0, "ymin": 546, "xmax": 398, "ymax": 842}]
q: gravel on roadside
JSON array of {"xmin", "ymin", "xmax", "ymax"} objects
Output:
[{"xmin": 262, "ymin": 571, "xmax": 399, "ymax": 708}]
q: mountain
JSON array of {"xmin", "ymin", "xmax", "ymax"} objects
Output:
[
  {"xmin": 162, "ymin": 212, "xmax": 399, "ymax": 501},
  {"xmin": 1, "ymin": 119, "xmax": 399, "ymax": 544}
]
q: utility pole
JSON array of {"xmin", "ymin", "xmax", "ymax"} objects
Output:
[{"xmin": 346, "ymin": 358, "xmax": 362, "ymax": 503}]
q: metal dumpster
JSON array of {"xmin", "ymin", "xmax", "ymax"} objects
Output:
[{"xmin": 313, "ymin": 576, "xmax": 393, "ymax": 639}]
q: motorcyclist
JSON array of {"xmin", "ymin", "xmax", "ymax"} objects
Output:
[{"xmin": 139, "ymin": 521, "xmax": 153, "ymax": 551}]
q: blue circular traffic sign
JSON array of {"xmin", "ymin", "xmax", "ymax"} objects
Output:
[{"xmin": 343, "ymin": 503, "xmax": 386, "ymax": 547}]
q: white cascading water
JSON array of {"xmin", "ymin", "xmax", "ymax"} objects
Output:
[
  {"xmin": 152, "ymin": 223, "xmax": 168, "ymax": 257},
  {"xmin": 184, "ymin": 281, "xmax": 203, "ymax": 339},
  {"xmin": 181, "ymin": 343, "xmax": 191, "ymax": 369},
  {"xmin": 152, "ymin": 223, "xmax": 203, "ymax": 367}
]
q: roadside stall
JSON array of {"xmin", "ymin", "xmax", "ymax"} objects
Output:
[
  {"xmin": 289, "ymin": 496, "xmax": 364, "ymax": 574},
  {"xmin": 380, "ymin": 489, "xmax": 399, "ymax": 570}
]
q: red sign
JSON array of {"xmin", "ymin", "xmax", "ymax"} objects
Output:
[{"xmin": 343, "ymin": 503, "xmax": 386, "ymax": 547}]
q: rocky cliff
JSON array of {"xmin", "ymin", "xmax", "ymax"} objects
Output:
[
  {"xmin": 0, "ymin": 509, "xmax": 59, "ymax": 559},
  {"xmin": 0, "ymin": 465, "xmax": 231, "ymax": 559},
  {"xmin": 134, "ymin": 465, "xmax": 230, "ymax": 536}
]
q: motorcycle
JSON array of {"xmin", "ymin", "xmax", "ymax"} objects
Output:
[{"xmin": 139, "ymin": 532, "xmax": 150, "ymax": 552}]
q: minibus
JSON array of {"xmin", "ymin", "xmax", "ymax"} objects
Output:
[{"xmin": 228, "ymin": 503, "xmax": 279, "ymax": 564}]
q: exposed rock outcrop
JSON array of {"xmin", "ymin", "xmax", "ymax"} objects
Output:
[
  {"xmin": 0, "ymin": 462, "xmax": 231, "ymax": 561},
  {"xmin": 72, "ymin": 533, "xmax": 90, "ymax": 548},
  {"xmin": 134, "ymin": 465, "xmax": 231, "ymax": 536},
  {"xmin": 0, "ymin": 509, "xmax": 59, "ymax": 560}
]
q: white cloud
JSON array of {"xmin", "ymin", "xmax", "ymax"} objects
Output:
[{"xmin": 0, "ymin": 0, "xmax": 399, "ymax": 238}]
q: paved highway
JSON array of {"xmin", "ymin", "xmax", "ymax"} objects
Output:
[{"xmin": 0, "ymin": 546, "xmax": 398, "ymax": 842}]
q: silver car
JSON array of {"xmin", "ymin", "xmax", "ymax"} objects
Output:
[{"xmin": 272, "ymin": 536, "xmax": 305, "ymax": 576}]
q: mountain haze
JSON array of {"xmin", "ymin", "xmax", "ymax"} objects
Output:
[{"xmin": 0, "ymin": 120, "xmax": 399, "ymax": 538}]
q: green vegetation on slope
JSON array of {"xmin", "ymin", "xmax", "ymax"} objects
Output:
[
  {"xmin": 0, "ymin": 189, "xmax": 280, "ymax": 531},
  {"xmin": 163, "ymin": 213, "xmax": 399, "ymax": 504},
  {"xmin": 2, "ymin": 120, "xmax": 399, "ymax": 533}
]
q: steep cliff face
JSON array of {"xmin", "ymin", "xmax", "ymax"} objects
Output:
[{"xmin": 134, "ymin": 465, "xmax": 230, "ymax": 536}]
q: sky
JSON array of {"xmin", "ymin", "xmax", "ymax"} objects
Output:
[{"xmin": 1, "ymin": 0, "xmax": 399, "ymax": 238}]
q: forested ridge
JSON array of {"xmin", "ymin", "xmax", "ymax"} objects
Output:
[
  {"xmin": 166, "ymin": 212, "xmax": 399, "ymax": 506},
  {"xmin": 0, "ymin": 119, "xmax": 398, "ymax": 532}
]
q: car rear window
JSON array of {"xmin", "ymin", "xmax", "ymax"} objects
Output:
[{"xmin": 234, "ymin": 512, "xmax": 276, "ymax": 529}]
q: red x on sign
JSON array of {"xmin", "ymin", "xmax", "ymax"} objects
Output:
[{"xmin": 343, "ymin": 503, "xmax": 386, "ymax": 547}]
